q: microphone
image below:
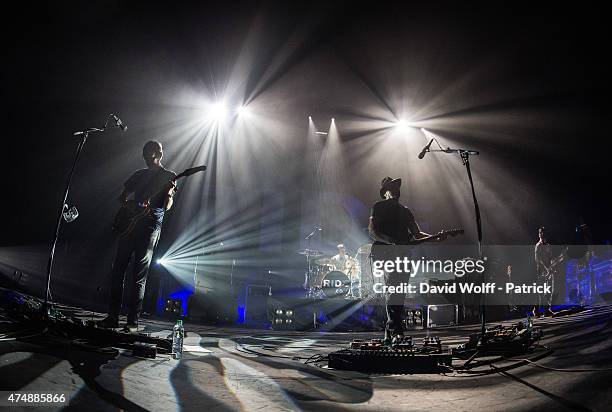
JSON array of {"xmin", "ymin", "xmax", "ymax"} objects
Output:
[
  {"xmin": 305, "ymin": 226, "xmax": 323, "ymax": 240},
  {"xmin": 418, "ymin": 139, "xmax": 434, "ymax": 159},
  {"xmin": 111, "ymin": 114, "xmax": 127, "ymax": 131}
]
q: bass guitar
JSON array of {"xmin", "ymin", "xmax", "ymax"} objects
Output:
[{"xmin": 112, "ymin": 165, "xmax": 206, "ymax": 237}]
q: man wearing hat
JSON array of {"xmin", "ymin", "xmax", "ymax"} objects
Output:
[{"xmin": 369, "ymin": 176, "xmax": 436, "ymax": 343}]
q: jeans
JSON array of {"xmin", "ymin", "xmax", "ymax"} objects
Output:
[
  {"xmin": 372, "ymin": 244, "xmax": 410, "ymax": 338},
  {"xmin": 385, "ymin": 269, "xmax": 408, "ymax": 337},
  {"xmin": 108, "ymin": 220, "xmax": 160, "ymax": 322},
  {"xmin": 537, "ymin": 271, "xmax": 555, "ymax": 310}
]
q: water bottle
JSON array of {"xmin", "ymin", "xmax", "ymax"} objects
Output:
[
  {"xmin": 172, "ymin": 319, "xmax": 184, "ymax": 360},
  {"xmin": 526, "ymin": 313, "xmax": 533, "ymax": 331}
]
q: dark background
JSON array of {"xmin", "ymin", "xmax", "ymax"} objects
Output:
[{"xmin": 2, "ymin": 1, "xmax": 611, "ymax": 309}]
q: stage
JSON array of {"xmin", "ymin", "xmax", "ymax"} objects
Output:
[
  {"xmin": 1, "ymin": 304, "xmax": 610, "ymax": 411},
  {"xmin": 4, "ymin": 2, "xmax": 612, "ymax": 411}
]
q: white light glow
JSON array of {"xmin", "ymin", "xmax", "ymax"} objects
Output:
[
  {"xmin": 209, "ymin": 102, "xmax": 228, "ymax": 120},
  {"xmin": 237, "ymin": 105, "xmax": 249, "ymax": 116},
  {"xmin": 395, "ymin": 119, "xmax": 409, "ymax": 129}
]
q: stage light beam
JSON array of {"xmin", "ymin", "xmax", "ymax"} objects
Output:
[{"xmin": 236, "ymin": 105, "xmax": 249, "ymax": 116}]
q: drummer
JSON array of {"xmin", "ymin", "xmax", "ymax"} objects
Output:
[{"xmin": 330, "ymin": 243, "xmax": 357, "ymax": 274}]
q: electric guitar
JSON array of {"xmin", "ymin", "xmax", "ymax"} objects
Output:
[
  {"xmin": 371, "ymin": 228, "xmax": 464, "ymax": 245},
  {"xmin": 541, "ymin": 246, "xmax": 568, "ymax": 280},
  {"xmin": 112, "ymin": 165, "xmax": 206, "ymax": 237},
  {"xmin": 402, "ymin": 229, "xmax": 464, "ymax": 245},
  {"xmin": 369, "ymin": 229, "xmax": 464, "ymax": 262}
]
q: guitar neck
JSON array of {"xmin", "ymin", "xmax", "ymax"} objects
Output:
[
  {"xmin": 408, "ymin": 234, "xmax": 440, "ymax": 245},
  {"xmin": 403, "ymin": 229, "xmax": 463, "ymax": 245},
  {"xmin": 146, "ymin": 171, "xmax": 191, "ymax": 202}
]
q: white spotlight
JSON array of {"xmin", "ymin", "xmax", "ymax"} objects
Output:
[
  {"xmin": 209, "ymin": 102, "xmax": 228, "ymax": 120},
  {"xmin": 157, "ymin": 258, "xmax": 167, "ymax": 265},
  {"xmin": 395, "ymin": 119, "xmax": 409, "ymax": 129},
  {"xmin": 237, "ymin": 105, "xmax": 249, "ymax": 116}
]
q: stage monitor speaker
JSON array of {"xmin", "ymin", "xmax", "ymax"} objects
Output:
[{"xmin": 426, "ymin": 304, "xmax": 458, "ymax": 328}]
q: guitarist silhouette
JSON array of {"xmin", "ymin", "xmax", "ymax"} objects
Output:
[
  {"xmin": 98, "ymin": 140, "xmax": 177, "ymax": 332},
  {"xmin": 369, "ymin": 176, "xmax": 459, "ymax": 344}
]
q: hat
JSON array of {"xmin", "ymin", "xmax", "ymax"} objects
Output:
[{"xmin": 379, "ymin": 176, "xmax": 402, "ymax": 198}]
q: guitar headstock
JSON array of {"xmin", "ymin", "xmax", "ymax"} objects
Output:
[{"xmin": 176, "ymin": 165, "xmax": 207, "ymax": 180}]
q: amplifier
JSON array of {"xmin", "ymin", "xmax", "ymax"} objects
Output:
[
  {"xmin": 426, "ymin": 304, "xmax": 458, "ymax": 328},
  {"xmin": 245, "ymin": 285, "xmax": 269, "ymax": 327}
]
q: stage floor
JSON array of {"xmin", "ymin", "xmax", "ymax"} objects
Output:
[{"xmin": 1, "ymin": 305, "xmax": 611, "ymax": 411}]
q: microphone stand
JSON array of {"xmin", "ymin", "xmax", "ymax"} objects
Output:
[
  {"xmin": 425, "ymin": 145, "xmax": 487, "ymax": 349},
  {"xmin": 43, "ymin": 115, "xmax": 123, "ymax": 320}
]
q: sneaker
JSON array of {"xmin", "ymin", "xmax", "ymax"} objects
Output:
[
  {"xmin": 383, "ymin": 331, "xmax": 404, "ymax": 346},
  {"xmin": 123, "ymin": 321, "xmax": 138, "ymax": 333},
  {"xmin": 391, "ymin": 334, "xmax": 405, "ymax": 346},
  {"xmin": 97, "ymin": 316, "xmax": 119, "ymax": 329},
  {"xmin": 383, "ymin": 330, "xmax": 393, "ymax": 345}
]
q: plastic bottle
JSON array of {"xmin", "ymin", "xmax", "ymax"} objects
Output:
[
  {"xmin": 526, "ymin": 313, "xmax": 533, "ymax": 331},
  {"xmin": 172, "ymin": 319, "xmax": 184, "ymax": 360}
]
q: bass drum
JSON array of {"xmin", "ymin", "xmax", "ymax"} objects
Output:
[{"xmin": 321, "ymin": 271, "xmax": 351, "ymax": 298}]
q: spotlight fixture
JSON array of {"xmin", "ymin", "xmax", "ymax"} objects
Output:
[{"xmin": 157, "ymin": 258, "xmax": 167, "ymax": 266}]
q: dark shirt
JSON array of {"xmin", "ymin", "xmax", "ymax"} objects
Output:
[
  {"xmin": 371, "ymin": 198, "xmax": 418, "ymax": 245},
  {"xmin": 124, "ymin": 166, "xmax": 176, "ymax": 228},
  {"xmin": 534, "ymin": 240, "xmax": 552, "ymax": 275}
]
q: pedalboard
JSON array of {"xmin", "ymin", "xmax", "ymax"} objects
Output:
[{"xmin": 329, "ymin": 336, "xmax": 452, "ymax": 373}]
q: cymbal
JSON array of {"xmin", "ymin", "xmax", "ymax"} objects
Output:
[
  {"xmin": 315, "ymin": 257, "xmax": 332, "ymax": 266},
  {"xmin": 296, "ymin": 249, "xmax": 325, "ymax": 257},
  {"xmin": 358, "ymin": 243, "xmax": 372, "ymax": 254}
]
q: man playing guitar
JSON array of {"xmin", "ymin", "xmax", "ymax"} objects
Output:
[
  {"xmin": 534, "ymin": 226, "xmax": 555, "ymax": 317},
  {"xmin": 369, "ymin": 176, "xmax": 448, "ymax": 344},
  {"xmin": 98, "ymin": 140, "xmax": 177, "ymax": 331}
]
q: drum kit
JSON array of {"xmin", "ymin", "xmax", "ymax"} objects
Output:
[{"xmin": 298, "ymin": 245, "xmax": 373, "ymax": 299}]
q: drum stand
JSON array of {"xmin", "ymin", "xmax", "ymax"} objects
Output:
[
  {"xmin": 303, "ymin": 226, "xmax": 323, "ymax": 298},
  {"xmin": 345, "ymin": 251, "xmax": 362, "ymax": 299}
]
